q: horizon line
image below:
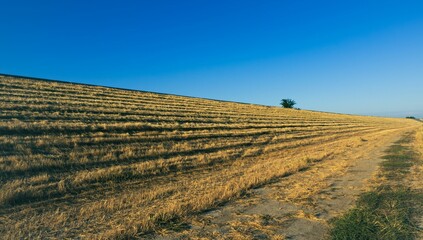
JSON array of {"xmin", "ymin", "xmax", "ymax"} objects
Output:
[{"xmin": 1, "ymin": 72, "xmax": 417, "ymax": 119}]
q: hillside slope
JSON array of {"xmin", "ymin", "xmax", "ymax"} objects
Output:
[{"xmin": 0, "ymin": 75, "xmax": 420, "ymax": 238}]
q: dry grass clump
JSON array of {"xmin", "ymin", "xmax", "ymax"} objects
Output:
[
  {"xmin": 0, "ymin": 75, "xmax": 420, "ymax": 239},
  {"xmin": 415, "ymin": 127, "xmax": 423, "ymax": 155},
  {"xmin": 409, "ymin": 127, "xmax": 423, "ymax": 192}
]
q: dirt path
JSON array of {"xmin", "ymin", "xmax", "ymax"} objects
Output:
[{"xmin": 154, "ymin": 129, "xmax": 414, "ymax": 239}]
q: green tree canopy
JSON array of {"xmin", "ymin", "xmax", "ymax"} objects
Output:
[{"xmin": 280, "ymin": 99, "xmax": 296, "ymax": 108}]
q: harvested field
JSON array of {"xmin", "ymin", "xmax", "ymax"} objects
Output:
[{"xmin": 0, "ymin": 75, "xmax": 420, "ymax": 239}]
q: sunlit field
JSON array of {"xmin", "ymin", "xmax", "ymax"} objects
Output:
[{"xmin": 0, "ymin": 75, "xmax": 420, "ymax": 238}]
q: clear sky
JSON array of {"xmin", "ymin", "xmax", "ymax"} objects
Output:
[{"xmin": 1, "ymin": 1, "xmax": 422, "ymax": 117}]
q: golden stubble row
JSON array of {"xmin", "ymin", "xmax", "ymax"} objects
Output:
[{"xmin": 0, "ymin": 75, "xmax": 420, "ymax": 239}]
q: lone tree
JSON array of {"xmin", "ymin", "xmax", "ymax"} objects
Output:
[{"xmin": 280, "ymin": 99, "xmax": 296, "ymax": 108}]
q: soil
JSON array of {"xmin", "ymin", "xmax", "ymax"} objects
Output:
[{"xmin": 154, "ymin": 130, "xmax": 410, "ymax": 239}]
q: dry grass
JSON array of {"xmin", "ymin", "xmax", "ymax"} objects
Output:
[
  {"xmin": 0, "ymin": 75, "xmax": 420, "ymax": 239},
  {"xmin": 330, "ymin": 132, "xmax": 423, "ymax": 240}
]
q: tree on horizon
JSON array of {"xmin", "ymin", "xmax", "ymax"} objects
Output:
[{"xmin": 280, "ymin": 99, "xmax": 296, "ymax": 108}]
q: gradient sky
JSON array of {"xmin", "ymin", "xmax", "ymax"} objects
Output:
[{"xmin": 1, "ymin": 1, "xmax": 423, "ymax": 117}]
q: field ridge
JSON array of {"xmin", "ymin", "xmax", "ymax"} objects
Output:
[{"xmin": 0, "ymin": 74, "xmax": 420, "ymax": 238}]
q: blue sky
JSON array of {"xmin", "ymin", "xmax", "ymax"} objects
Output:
[{"xmin": 1, "ymin": 1, "xmax": 423, "ymax": 117}]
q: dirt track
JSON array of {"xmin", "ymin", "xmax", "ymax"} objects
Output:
[{"xmin": 155, "ymin": 128, "xmax": 417, "ymax": 239}]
